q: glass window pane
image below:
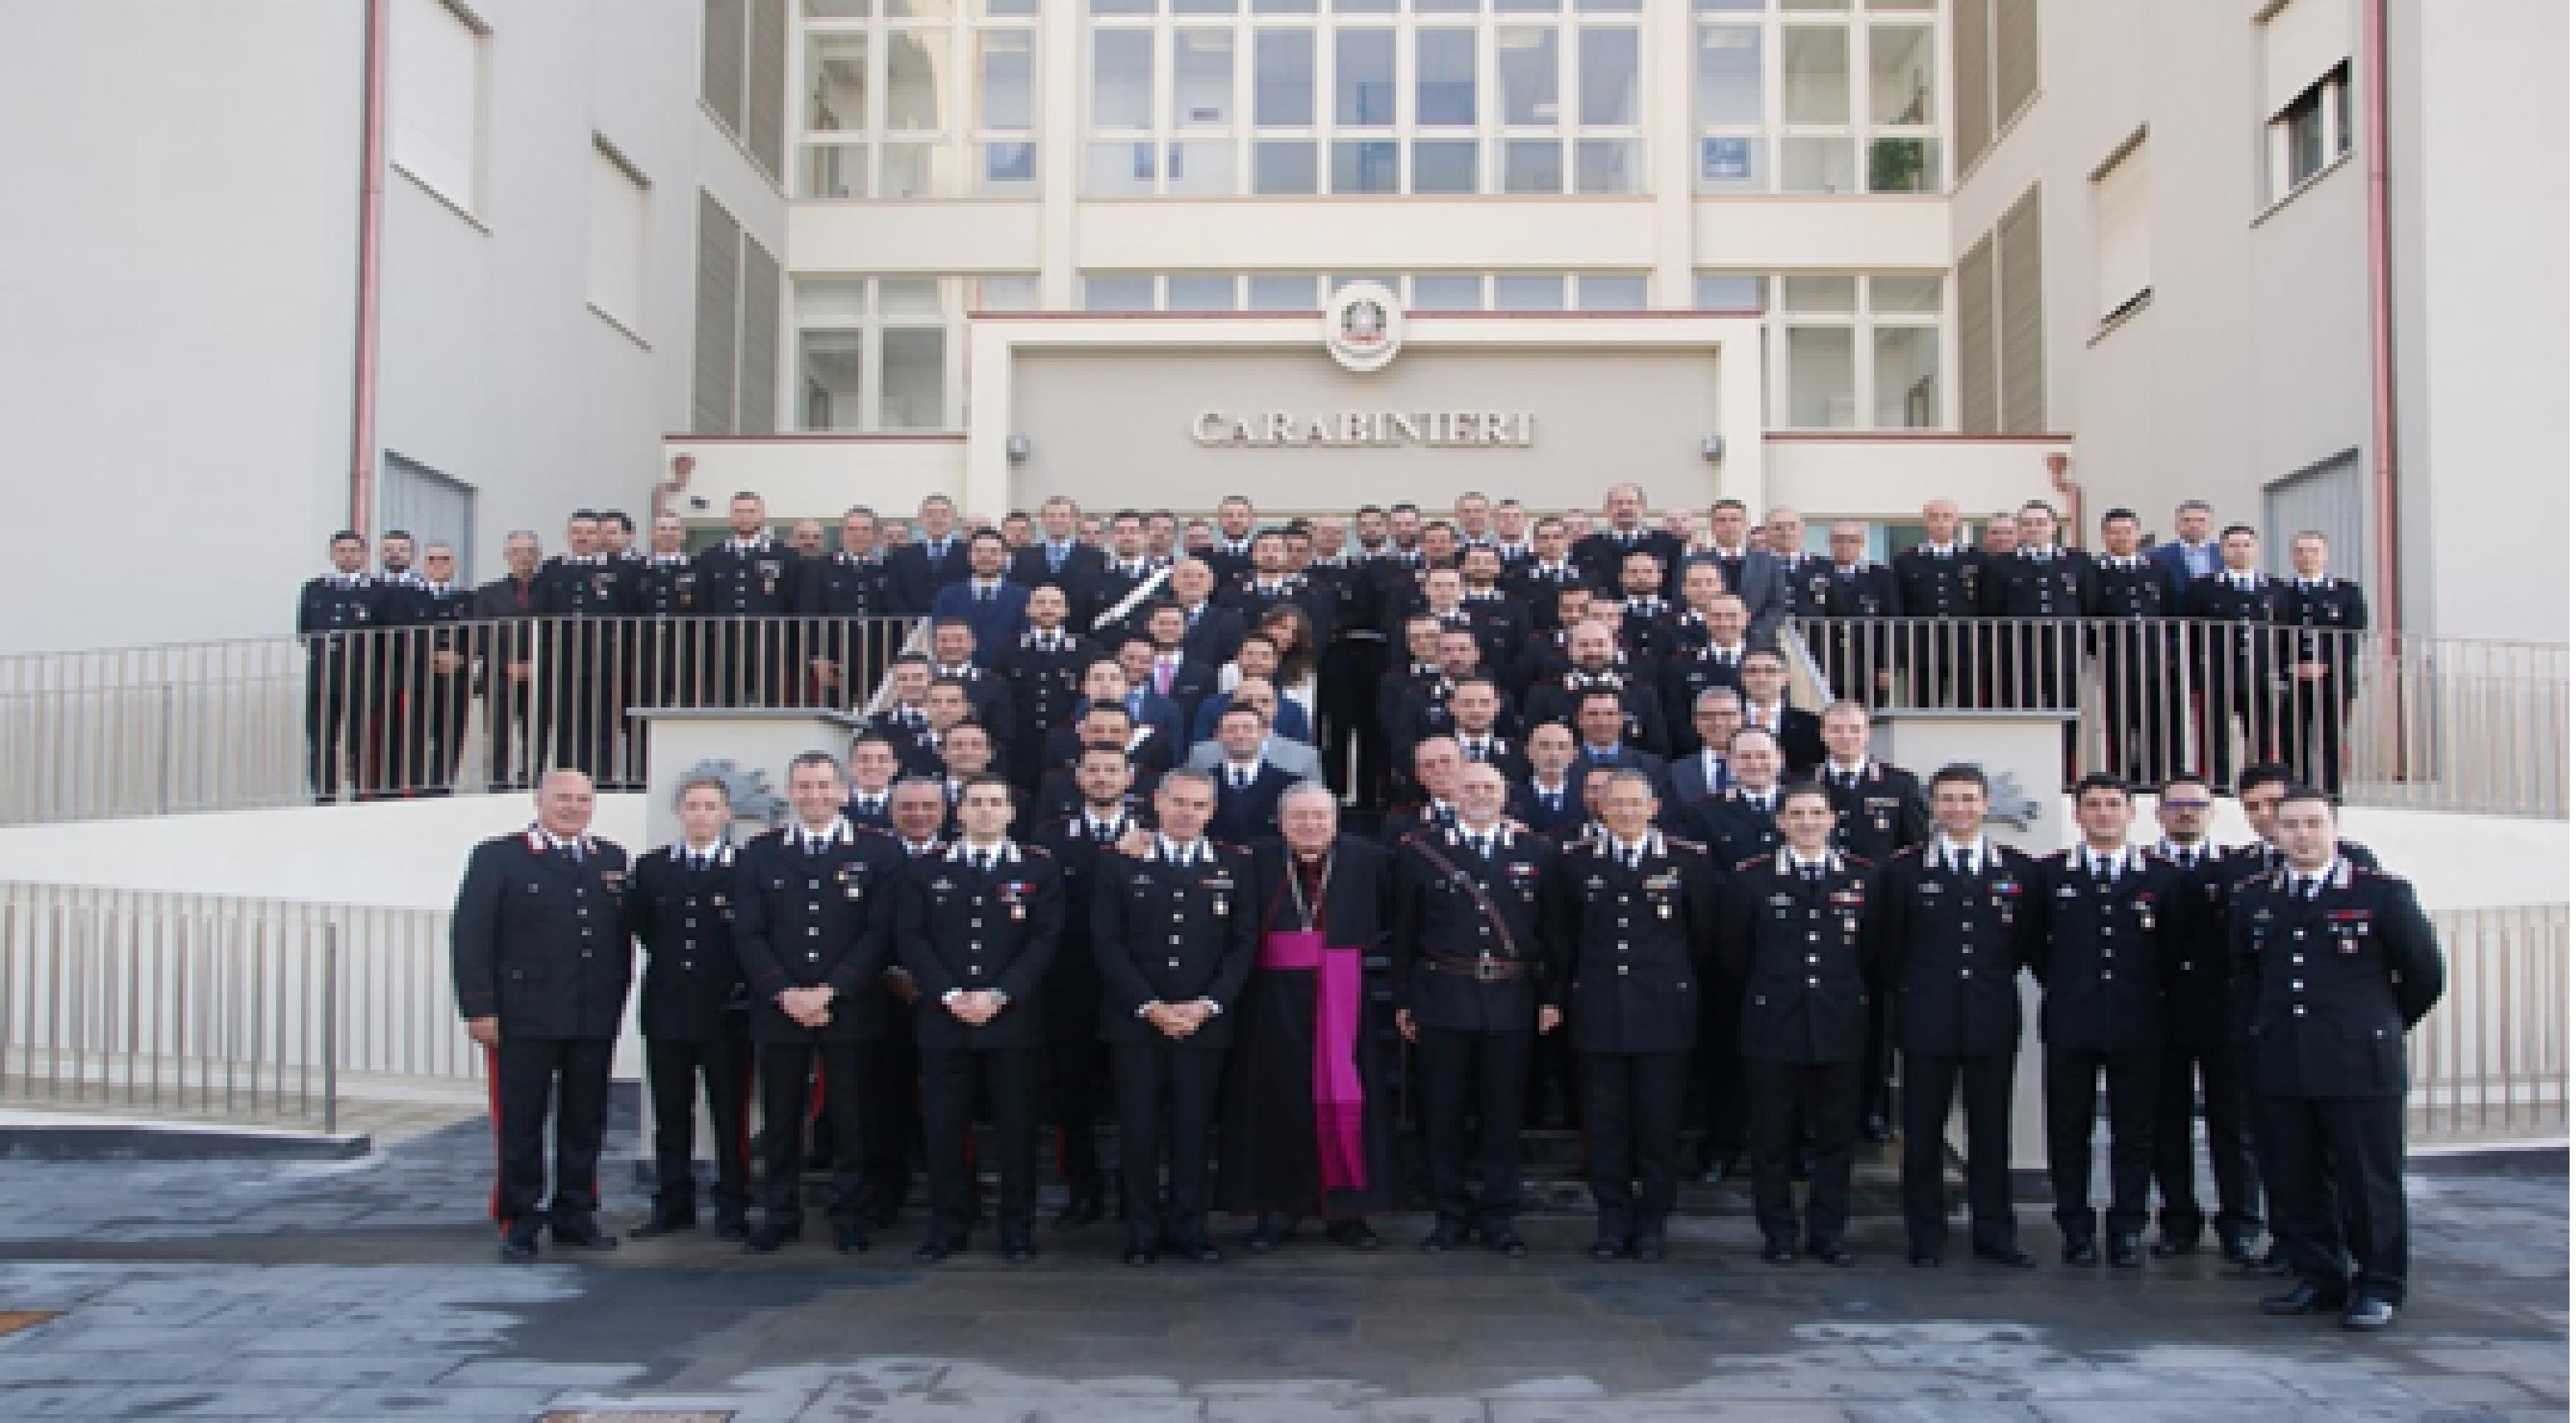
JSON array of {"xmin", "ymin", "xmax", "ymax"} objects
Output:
[
  {"xmin": 884, "ymin": 0, "xmax": 952, "ymax": 15},
  {"xmin": 1166, "ymin": 274, "xmax": 1238, "ymax": 310},
  {"xmin": 1870, "ymin": 272, "xmax": 1943, "ymax": 311},
  {"xmin": 1330, "ymin": 138, "xmax": 1400, "ymax": 193},
  {"xmin": 1334, "ymin": 0, "xmax": 1397, "ymax": 10},
  {"xmin": 1253, "ymin": 0, "xmax": 1317, "ymax": 10},
  {"xmin": 1091, "ymin": 0, "xmax": 1154, "ymax": 12},
  {"xmin": 795, "ymin": 278, "xmax": 871, "ymax": 323},
  {"xmin": 985, "ymin": 0, "xmax": 1038, "ymax": 14},
  {"xmin": 1501, "ymin": 138, "xmax": 1563, "ymax": 192},
  {"xmin": 1873, "ymin": 325, "xmax": 1939, "ymax": 427},
  {"xmin": 880, "ymin": 328, "xmax": 946, "ymax": 429},
  {"xmin": 1693, "ymin": 273, "xmax": 1766, "ymax": 311},
  {"xmin": 1335, "ymin": 29, "xmax": 1397, "ymax": 126},
  {"xmin": 1498, "ymin": 27, "xmax": 1558, "ymax": 125},
  {"xmin": 807, "ymin": 0, "xmax": 872, "ymax": 15},
  {"xmin": 1417, "ymin": 29, "xmax": 1477, "ymax": 126},
  {"xmin": 1782, "ymin": 25, "xmax": 1851, "ymax": 125},
  {"xmin": 980, "ymin": 31, "xmax": 1034, "ymax": 130},
  {"xmin": 799, "ymin": 330, "xmax": 865, "ymax": 431},
  {"xmin": 880, "ymin": 278, "xmax": 943, "ymax": 316},
  {"xmin": 976, "ymin": 274, "xmax": 1038, "ymax": 308},
  {"xmin": 1785, "ymin": 325, "xmax": 1857, "ymax": 427},
  {"xmin": 1329, "ymin": 273, "xmax": 1397, "ymax": 295},
  {"xmin": 885, "ymin": 28, "xmax": 945, "ymax": 130},
  {"xmin": 1496, "ymin": 0, "xmax": 1561, "ymax": 10},
  {"xmin": 1574, "ymin": 138, "xmax": 1639, "ymax": 192},
  {"xmin": 1175, "ymin": 0, "xmax": 1239, "ymax": 11},
  {"xmin": 1865, "ymin": 136, "xmax": 1936, "ymax": 192},
  {"xmin": 1168, "ymin": 138, "xmax": 1238, "ymax": 193},
  {"xmin": 1696, "ymin": 26, "xmax": 1761, "ymax": 126},
  {"xmin": 878, "ymin": 142, "xmax": 939, "ymax": 197},
  {"xmin": 1784, "ymin": 274, "xmax": 1856, "ymax": 311},
  {"xmin": 1868, "ymin": 0, "xmax": 1934, "ymax": 8},
  {"xmin": 1412, "ymin": 273, "xmax": 1483, "ymax": 308},
  {"xmin": 1415, "ymin": 0, "xmax": 1477, "ymax": 10},
  {"xmin": 1577, "ymin": 274, "xmax": 1648, "ymax": 309},
  {"xmin": 1868, "ymin": 23, "xmax": 1934, "ymax": 124},
  {"xmin": 1696, "ymin": 134, "xmax": 1765, "ymax": 191},
  {"xmin": 1092, "ymin": 29, "xmax": 1153, "ymax": 129},
  {"xmin": 1247, "ymin": 274, "xmax": 1319, "ymax": 310},
  {"xmin": 1579, "ymin": 27, "xmax": 1639, "ymax": 126},
  {"xmin": 806, "ymin": 33, "xmax": 869, "ymax": 133},
  {"xmin": 1086, "ymin": 139, "xmax": 1159, "ymax": 194},
  {"xmin": 1082, "ymin": 274, "xmax": 1155, "ymax": 310},
  {"xmin": 803, "ymin": 142, "xmax": 869, "ymax": 199},
  {"xmin": 1577, "ymin": 0, "xmax": 1642, "ymax": 10},
  {"xmin": 1695, "ymin": 0, "xmax": 1762, "ymax": 10},
  {"xmin": 1493, "ymin": 274, "xmax": 1565, "ymax": 311},
  {"xmin": 1780, "ymin": 134, "xmax": 1855, "ymax": 192},
  {"xmin": 981, "ymin": 140, "xmax": 1037, "ymax": 192},
  {"xmin": 1783, "ymin": 0, "xmax": 1849, "ymax": 9},
  {"xmin": 1255, "ymin": 31, "xmax": 1315, "ymax": 126},
  {"xmin": 1412, "ymin": 139, "xmax": 1478, "ymax": 193},
  {"xmin": 1253, "ymin": 139, "xmax": 1319, "ymax": 192},
  {"xmin": 1174, "ymin": 29, "xmax": 1234, "ymax": 127}
]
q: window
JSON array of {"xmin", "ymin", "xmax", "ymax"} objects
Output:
[
  {"xmin": 586, "ymin": 140, "xmax": 650, "ymax": 335},
  {"xmin": 1695, "ymin": 0, "xmax": 1945, "ymax": 195},
  {"xmin": 1951, "ymin": 0, "xmax": 2033, "ymax": 177},
  {"xmin": 2091, "ymin": 133, "xmax": 2150, "ymax": 325},
  {"xmin": 706, "ymin": 0, "xmax": 789, "ymax": 182},
  {"xmin": 390, "ymin": 0, "xmax": 486, "ymax": 213},
  {"xmin": 793, "ymin": 275, "xmax": 971, "ymax": 431},
  {"xmin": 1703, "ymin": 270, "xmax": 1947, "ymax": 429},
  {"xmin": 2268, "ymin": 63, "xmax": 2352, "ymax": 203},
  {"xmin": 1067, "ymin": 270, "xmax": 1643, "ymax": 313},
  {"xmin": 802, "ymin": 6, "xmax": 1034, "ymax": 198},
  {"xmin": 693, "ymin": 192, "xmax": 782, "ymax": 433},
  {"xmin": 378, "ymin": 454, "xmax": 477, "ymax": 584}
]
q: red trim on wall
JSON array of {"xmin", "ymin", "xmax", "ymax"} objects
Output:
[{"xmin": 663, "ymin": 432, "xmax": 971, "ymax": 443}]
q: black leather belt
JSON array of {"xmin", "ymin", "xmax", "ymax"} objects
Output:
[{"xmin": 1424, "ymin": 956, "xmax": 1530, "ymax": 982}]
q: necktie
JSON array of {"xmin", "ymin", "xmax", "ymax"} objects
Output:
[
  {"xmin": 565, "ymin": 841, "xmax": 584, "ymax": 866},
  {"xmin": 1232, "ymin": 767, "xmax": 1250, "ymax": 790},
  {"xmin": 1155, "ymin": 660, "xmax": 1174, "ymax": 695},
  {"xmin": 1951, "ymin": 848, "xmax": 1969, "ymax": 877},
  {"xmin": 1048, "ymin": 546, "xmax": 1064, "ymax": 573},
  {"xmin": 976, "ymin": 586, "xmax": 992, "ymax": 604},
  {"xmin": 2094, "ymin": 857, "xmax": 2112, "ymax": 888},
  {"xmin": 1095, "ymin": 821, "xmax": 1116, "ymax": 845}
]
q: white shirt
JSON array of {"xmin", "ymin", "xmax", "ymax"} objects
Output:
[
  {"xmin": 1156, "ymin": 834, "xmax": 1208, "ymax": 866},
  {"xmin": 1938, "ymin": 836, "xmax": 1986, "ymax": 876}
]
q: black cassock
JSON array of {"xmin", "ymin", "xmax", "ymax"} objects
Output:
[{"xmin": 1215, "ymin": 834, "xmax": 1400, "ymax": 1216}]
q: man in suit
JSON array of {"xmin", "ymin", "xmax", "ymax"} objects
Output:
[
  {"xmin": 1815, "ymin": 700, "xmax": 1929, "ymax": 1140},
  {"xmin": 2182, "ymin": 524, "xmax": 2285, "ymax": 786},
  {"xmin": 1880, "ymin": 765, "xmax": 2044, "ymax": 1268},
  {"xmin": 1736, "ymin": 649, "xmax": 1826, "ymax": 775},
  {"xmin": 1666, "ymin": 687, "xmax": 1745, "ymax": 812},
  {"xmin": 843, "ymin": 733, "xmax": 902, "ymax": 831},
  {"xmin": 1205, "ymin": 706, "xmax": 1298, "ymax": 843},
  {"xmin": 390, "ymin": 541, "xmax": 477, "ymax": 794},
  {"xmin": 1093, "ymin": 770, "xmax": 1259, "ymax": 1265},
  {"xmin": 1203, "ymin": 494, "xmax": 1261, "ymax": 584},
  {"xmin": 896, "ymin": 775, "xmax": 1063, "ymax": 1264},
  {"xmin": 925, "ymin": 620, "xmax": 1016, "ymax": 735},
  {"xmin": 1164, "ymin": 559, "xmax": 1248, "ymax": 668},
  {"xmin": 1009, "ymin": 495, "xmax": 1105, "ymax": 612},
  {"xmin": 622, "ymin": 774, "xmax": 754, "ymax": 1241},
  {"xmin": 1525, "ymin": 621, "xmax": 1670, "ymax": 756},
  {"xmin": 1674, "ymin": 498, "xmax": 1787, "ymax": 643},
  {"xmin": 1980, "ymin": 502, "xmax": 2093, "ymax": 757},
  {"xmin": 695, "ymin": 493, "xmax": 800, "ymax": 706},
  {"xmin": 802, "ymin": 506, "xmax": 895, "ymax": 711},
  {"xmin": 2277, "ymin": 531, "xmax": 2369, "ymax": 798},
  {"xmin": 1446, "ymin": 678, "xmax": 1529, "ymax": 784},
  {"xmin": 2236, "ymin": 790, "xmax": 2442, "ymax": 1330},
  {"xmin": 1505, "ymin": 516, "xmax": 1589, "ymax": 630},
  {"xmin": 1509, "ymin": 723, "xmax": 1588, "ymax": 839},
  {"xmin": 2090, "ymin": 507, "xmax": 2186, "ymax": 788},
  {"xmin": 1190, "ymin": 640, "xmax": 1315, "ymax": 744},
  {"xmin": 1186, "ymin": 679, "xmax": 1323, "ymax": 782},
  {"xmin": 1689, "ymin": 728, "xmax": 1789, "ymax": 867},
  {"xmin": 530, "ymin": 510, "xmax": 628, "ymax": 785},
  {"xmin": 2144, "ymin": 773, "xmax": 2260, "ymax": 1264},
  {"xmin": 1567, "ymin": 687, "xmax": 1670, "ymax": 799},
  {"xmin": 1088, "ymin": 510, "xmax": 1166, "ymax": 631},
  {"xmin": 1031, "ymin": 746, "xmax": 1154, "ymax": 1227},
  {"xmin": 1548, "ymin": 770, "xmax": 1723, "ymax": 1262},
  {"xmin": 733, "ymin": 753, "xmax": 906, "ymax": 1256},
  {"xmin": 451, "ymin": 770, "xmax": 634, "ymax": 1260},
  {"xmin": 1891, "ymin": 497, "xmax": 1985, "ymax": 707},
  {"xmin": 1391, "ymin": 763, "xmax": 1562, "ymax": 1256},
  {"xmin": 1140, "ymin": 604, "xmax": 1223, "ymax": 731},
  {"xmin": 1111, "ymin": 640, "xmax": 1190, "ymax": 749},
  {"xmin": 1456, "ymin": 544, "xmax": 1532, "ymax": 671},
  {"xmin": 470, "ymin": 530, "xmax": 545, "ymax": 790},
  {"xmin": 991, "ymin": 586, "xmax": 1094, "ymax": 790},
  {"xmin": 928, "ymin": 530, "xmax": 1030, "ymax": 661},
  {"xmin": 886, "ymin": 493, "xmax": 972, "ymax": 615},
  {"xmin": 2149, "ymin": 498, "xmax": 2222, "ymax": 604},
  {"xmin": 1572, "ymin": 481, "xmax": 1682, "ymax": 596},
  {"xmin": 1819, "ymin": 521, "xmax": 1902, "ymax": 706}
]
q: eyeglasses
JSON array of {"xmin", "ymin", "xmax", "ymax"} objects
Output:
[{"xmin": 2161, "ymin": 799, "xmax": 2213, "ymax": 811}]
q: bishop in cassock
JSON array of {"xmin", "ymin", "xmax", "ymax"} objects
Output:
[{"xmin": 1216, "ymin": 781, "xmax": 1401, "ymax": 1251}]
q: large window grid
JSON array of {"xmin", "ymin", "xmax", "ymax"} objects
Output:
[
  {"xmin": 1076, "ymin": 269, "xmax": 1653, "ymax": 311},
  {"xmin": 1695, "ymin": 269, "xmax": 1946, "ymax": 429},
  {"xmin": 1693, "ymin": 0, "xmax": 1942, "ymax": 196},
  {"xmin": 800, "ymin": 6, "xmax": 1037, "ymax": 200},
  {"xmin": 792, "ymin": 275, "xmax": 974, "ymax": 431},
  {"xmin": 1084, "ymin": 2, "xmax": 1645, "ymax": 198}
]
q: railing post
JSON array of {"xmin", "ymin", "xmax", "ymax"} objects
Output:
[{"xmin": 323, "ymin": 925, "xmax": 340, "ymax": 1137}]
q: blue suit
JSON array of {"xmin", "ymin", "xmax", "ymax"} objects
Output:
[
  {"xmin": 928, "ymin": 580, "xmax": 1031, "ymax": 664},
  {"xmin": 2149, "ymin": 540, "xmax": 2219, "ymax": 605},
  {"xmin": 1121, "ymin": 688, "xmax": 1187, "ymax": 749},
  {"xmin": 1190, "ymin": 692, "xmax": 1313, "ymax": 745}
]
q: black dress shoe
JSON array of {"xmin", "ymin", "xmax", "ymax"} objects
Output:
[
  {"xmin": 714, "ymin": 1215, "xmax": 752, "ymax": 1242},
  {"xmin": 1420, "ymin": 1223, "xmax": 1466, "ymax": 1253},
  {"xmin": 2219, "ymin": 1235, "xmax": 2260, "ymax": 1268},
  {"xmin": 499, "ymin": 1230, "xmax": 542, "ymax": 1262},
  {"xmin": 1973, "ymin": 1244, "xmax": 2037, "ymax": 1268},
  {"xmin": 2149, "ymin": 1233, "xmax": 2198, "ymax": 1259},
  {"xmin": 1762, "ymin": 1240, "xmax": 1799, "ymax": 1266},
  {"xmin": 2062, "ymin": 1239, "xmax": 2099, "ymax": 1267},
  {"xmin": 1809, "ymin": 1241, "xmax": 1856, "ymax": 1268},
  {"xmin": 1121, "ymin": 1234, "xmax": 1158, "ymax": 1267},
  {"xmin": 1000, "ymin": 1235, "xmax": 1037, "ymax": 1264},
  {"xmin": 2248, "ymin": 1247, "xmax": 2294, "ymax": 1277},
  {"xmin": 2107, "ymin": 1235, "xmax": 2142, "ymax": 1269},
  {"xmin": 553, "ymin": 1226, "xmax": 619, "ymax": 1252},
  {"xmin": 1633, "ymin": 1235, "xmax": 1669, "ymax": 1264},
  {"xmin": 834, "ymin": 1224, "xmax": 872, "ymax": 1255},
  {"xmin": 911, "ymin": 1235, "xmax": 957, "ymax": 1264},
  {"xmin": 1488, "ymin": 1227, "xmax": 1530, "ymax": 1259},
  {"xmin": 744, "ymin": 1224, "xmax": 799, "ymax": 1254},
  {"xmin": 2260, "ymin": 1281, "xmax": 2351, "ymax": 1316},
  {"xmin": 1178, "ymin": 1238, "xmax": 1224, "ymax": 1264},
  {"xmin": 1588, "ymin": 1236, "xmax": 1629, "ymax": 1263},
  {"xmin": 1246, "ymin": 1215, "xmax": 1294, "ymax": 1253},
  {"xmin": 865, "ymin": 1203, "xmax": 902, "ymax": 1231},
  {"xmin": 2339, "ymin": 1297, "xmax": 2396, "ymax": 1330},
  {"xmin": 1907, "ymin": 1250, "xmax": 1942, "ymax": 1268},
  {"xmin": 629, "ymin": 1213, "xmax": 696, "ymax": 1239},
  {"xmin": 1863, "ymin": 1112, "xmax": 1891, "ymax": 1144},
  {"xmin": 1324, "ymin": 1219, "xmax": 1382, "ymax": 1252},
  {"xmin": 1055, "ymin": 1194, "xmax": 1104, "ymax": 1229}
]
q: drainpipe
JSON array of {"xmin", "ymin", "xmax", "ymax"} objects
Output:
[
  {"xmin": 2046, "ymin": 452, "xmax": 2083, "ymax": 550},
  {"xmin": 651, "ymin": 454, "xmax": 700, "ymax": 525},
  {"xmin": 347, "ymin": 0, "xmax": 390, "ymax": 536},
  {"xmin": 2362, "ymin": 0, "xmax": 2401, "ymax": 632}
]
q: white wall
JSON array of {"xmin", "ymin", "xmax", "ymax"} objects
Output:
[{"xmin": 0, "ymin": 0, "xmax": 365, "ymax": 654}]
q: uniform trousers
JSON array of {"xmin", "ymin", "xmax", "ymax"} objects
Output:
[
  {"xmin": 643, "ymin": 1020, "xmax": 753, "ymax": 1219},
  {"xmin": 922, "ymin": 1043, "xmax": 1039, "ymax": 1237},
  {"xmin": 488, "ymin": 1037, "xmax": 615, "ymax": 1232},
  {"xmin": 1579, "ymin": 1050, "xmax": 1687, "ymax": 1239},
  {"xmin": 2152, "ymin": 1033, "xmax": 2261, "ymax": 1245},
  {"xmin": 1748, "ymin": 1057, "xmax": 1864, "ymax": 1248},
  {"xmin": 2265, "ymin": 1093, "xmax": 2410, "ymax": 1305},
  {"xmin": 1113, "ymin": 1039, "xmax": 1228, "ymax": 1245},
  {"xmin": 1417, "ymin": 1025, "xmax": 1534, "ymax": 1230},
  {"xmin": 2043, "ymin": 1042, "xmax": 2160, "ymax": 1242},
  {"xmin": 756, "ymin": 1039, "xmax": 869, "ymax": 1228},
  {"xmin": 1901, "ymin": 1049, "xmax": 2020, "ymax": 1254}
]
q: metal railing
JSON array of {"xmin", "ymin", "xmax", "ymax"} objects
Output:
[
  {"xmin": 2412, "ymin": 903, "xmax": 2570, "ymax": 1145},
  {"xmin": 0, "ymin": 615, "xmax": 917, "ymax": 825},
  {"xmin": 0, "ymin": 883, "xmax": 473, "ymax": 1130},
  {"xmin": 1790, "ymin": 616, "xmax": 2570, "ymax": 819}
]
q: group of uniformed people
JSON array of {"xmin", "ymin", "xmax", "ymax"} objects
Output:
[{"xmin": 443, "ymin": 481, "xmax": 2431, "ymax": 1331}]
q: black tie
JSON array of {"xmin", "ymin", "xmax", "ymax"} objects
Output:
[
  {"xmin": 2094, "ymin": 858, "xmax": 2112, "ymax": 888},
  {"xmin": 1802, "ymin": 863, "xmax": 1822, "ymax": 885},
  {"xmin": 1951, "ymin": 849, "xmax": 1969, "ymax": 878}
]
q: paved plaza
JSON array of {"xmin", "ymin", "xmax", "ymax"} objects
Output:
[{"xmin": 0, "ymin": 1116, "xmax": 2562, "ymax": 1421}]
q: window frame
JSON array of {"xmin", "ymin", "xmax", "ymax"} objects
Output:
[{"xmin": 799, "ymin": 7, "xmax": 1038, "ymax": 200}]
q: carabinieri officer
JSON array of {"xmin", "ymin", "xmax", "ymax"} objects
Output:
[{"xmin": 451, "ymin": 769, "xmax": 634, "ymax": 1261}]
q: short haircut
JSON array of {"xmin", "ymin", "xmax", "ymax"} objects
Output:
[
  {"xmin": 1575, "ymin": 687, "xmax": 1625, "ymax": 713},
  {"xmin": 2221, "ymin": 522, "xmax": 2259, "ymax": 542},
  {"xmin": 1727, "ymin": 726, "xmax": 1780, "ymax": 756},
  {"xmin": 2019, "ymin": 500, "xmax": 2058, "ymax": 518},
  {"xmin": 2275, "ymin": 786, "xmax": 2337, "ymax": 817},
  {"xmin": 1278, "ymin": 780, "xmax": 1339, "ymax": 815},
  {"xmin": 1080, "ymin": 699, "xmax": 1133, "ymax": 725},
  {"xmin": 2157, "ymin": 773, "xmax": 2212, "ymax": 799},
  {"xmin": 603, "ymin": 510, "xmax": 634, "ymax": 533},
  {"xmin": 889, "ymin": 651, "xmax": 931, "ymax": 670},
  {"xmin": 331, "ymin": 529, "xmax": 365, "ymax": 546},
  {"xmin": 1820, "ymin": 699, "xmax": 1872, "ymax": 725},
  {"xmin": 1604, "ymin": 768, "xmax": 1659, "ymax": 801},
  {"xmin": 2073, "ymin": 771, "xmax": 2131, "ymax": 801},
  {"xmin": 1694, "ymin": 687, "xmax": 1745, "ymax": 714},
  {"xmin": 2099, "ymin": 506, "xmax": 2139, "ymax": 526},
  {"xmin": 847, "ymin": 732, "xmax": 897, "ymax": 755},
  {"xmin": 1710, "ymin": 498, "xmax": 1747, "ymax": 514},
  {"xmin": 958, "ymin": 772, "xmax": 1013, "ymax": 798},
  {"xmin": 968, "ymin": 528, "xmax": 1007, "ymax": 547},
  {"xmin": 787, "ymin": 750, "xmax": 842, "ymax": 779},
  {"xmin": 1740, "ymin": 648, "xmax": 1786, "ymax": 670},
  {"xmin": 1928, "ymin": 763, "xmax": 1988, "ymax": 796},
  {"xmin": 382, "ymin": 527, "xmax": 415, "ymax": 544},
  {"xmin": 1217, "ymin": 704, "xmax": 1264, "ymax": 728},
  {"xmin": 673, "ymin": 773, "xmax": 732, "ymax": 806},
  {"xmin": 1159, "ymin": 767, "xmax": 1216, "ymax": 796},
  {"xmin": 1777, "ymin": 780, "xmax": 1835, "ymax": 815},
  {"xmin": 2176, "ymin": 498, "xmax": 2215, "ymax": 515},
  {"xmin": 2236, "ymin": 761, "xmax": 2294, "ymax": 795}
]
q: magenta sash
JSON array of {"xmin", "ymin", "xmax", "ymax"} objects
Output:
[{"xmin": 1258, "ymin": 929, "xmax": 1368, "ymax": 1194}]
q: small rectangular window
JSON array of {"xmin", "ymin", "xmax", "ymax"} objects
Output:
[
  {"xmin": 390, "ymin": 0, "xmax": 485, "ymax": 212},
  {"xmin": 586, "ymin": 140, "xmax": 650, "ymax": 333}
]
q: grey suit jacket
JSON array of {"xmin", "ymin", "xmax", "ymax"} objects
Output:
[
  {"xmin": 1674, "ymin": 547, "xmax": 1788, "ymax": 641},
  {"xmin": 1185, "ymin": 737, "xmax": 1324, "ymax": 782}
]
